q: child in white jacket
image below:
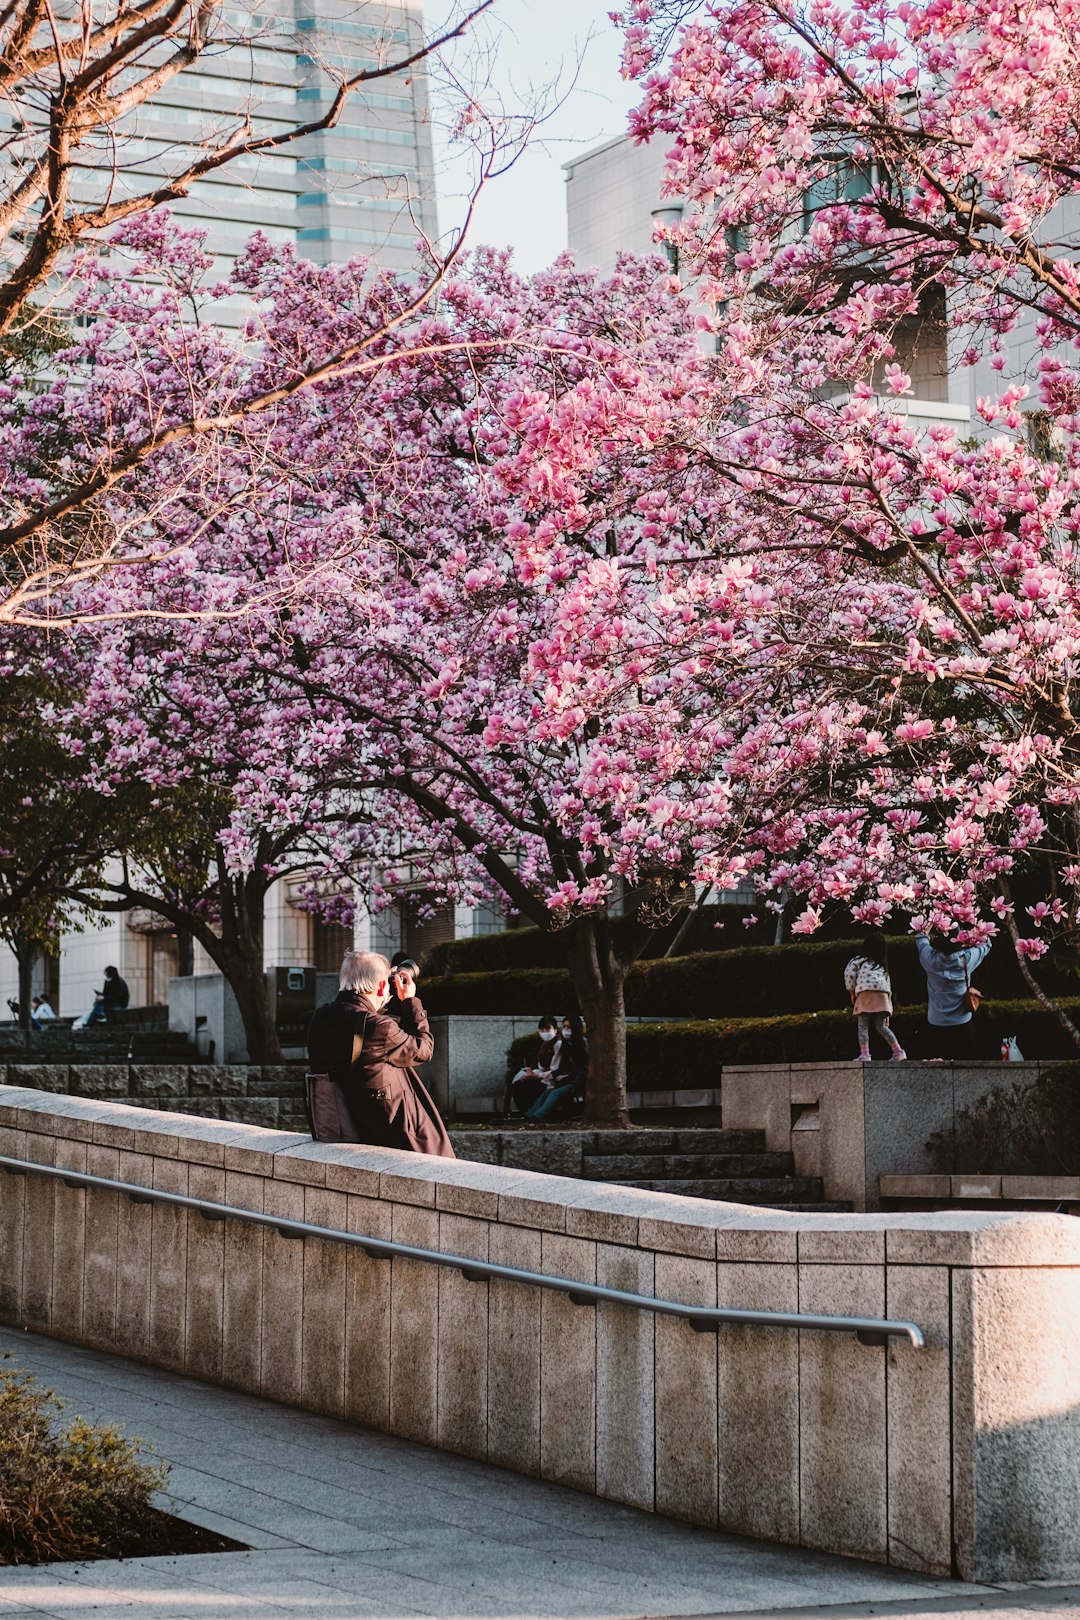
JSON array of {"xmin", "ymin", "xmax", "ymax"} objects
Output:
[{"xmin": 844, "ymin": 929, "xmax": 906, "ymax": 1063}]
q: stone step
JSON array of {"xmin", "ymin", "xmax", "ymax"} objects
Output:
[
  {"xmin": 629, "ymin": 1106, "xmax": 725, "ymax": 1129},
  {"xmin": 609, "ymin": 1177, "xmax": 827, "ymax": 1204},
  {"xmin": 590, "ymin": 1129, "xmax": 767, "ymax": 1155},
  {"xmin": 583, "ymin": 1152, "xmax": 796, "ymax": 1180},
  {"xmin": 787, "ymin": 1203, "xmax": 854, "ymax": 1213},
  {"xmin": 129, "ymin": 1034, "xmax": 197, "ymax": 1059}
]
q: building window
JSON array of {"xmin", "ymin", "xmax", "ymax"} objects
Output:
[
  {"xmin": 296, "ymin": 226, "xmax": 419, "ymax": 248},
  {"xmin": 312, "ymin": 917, "xmax": 353, "ymax": 973},
  {"xmin": 402, "ymin": 902, "xmax": 454, "ymax": 965},
  {"xmin": 147, "ymin": 931, "xmax": 180, "ymax": 1006},
  {"xmin": 471, "ymin": 903, "xmax": 505, "ymax": 937},
  {"xmin": 802, "ymin": 158, "xmax": 873, "ymax": 232}
]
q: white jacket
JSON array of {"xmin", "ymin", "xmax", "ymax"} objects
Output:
[{"xmin": 844, "ymin": 955, "xmax": 892, "ymax": 996}]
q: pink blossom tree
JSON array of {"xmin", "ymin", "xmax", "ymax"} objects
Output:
[
  {"xmin": 611, "ymin": 0, "xmax": 1080, "ymax": 1039},
  {"xmin": 51, "ymin": 238, "xmax": 781, "ymax": 1119},
  {"xmin": 0, "ymin": 0, "xmax": 530, "ymax": 620},
  {"xmin": 24, "ymin": 228, "xmax": 411, "ymax": 1061},
  {"xmin": 217, "ymin": 248, "xmax": 854, "ymax": 1121}
]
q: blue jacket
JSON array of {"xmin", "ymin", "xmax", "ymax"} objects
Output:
[{"xmin": 915, "ymin": 935, "xmax": 990, "ymax": 1026}]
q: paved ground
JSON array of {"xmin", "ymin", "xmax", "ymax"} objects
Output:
[{"xmin": 0, "ymin": 1331, "xmax": 1077, "ymax": 1620}]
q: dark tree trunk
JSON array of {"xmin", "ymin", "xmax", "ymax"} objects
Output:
[
  {"xmin": 15, "ymin": 937, "xmax": 35, "ymax": 1054},
  {"xmin": 214, "ymin": 868, "xmax": 283, "ymax": 1065},
  {"xmin": 198, "ymin": 861, "xmax": 281, "ymax": 1062},
  {"xmin": 218, "ymin": 943, "xmax": 283, "ymax": 1065},
  {"xmin": 567, "ymin": 914, "xmax": 630, "ymax": 1129},
  {"xmin": 62, "ymin": 858, "xmax": 286, "ymax": 1064}
]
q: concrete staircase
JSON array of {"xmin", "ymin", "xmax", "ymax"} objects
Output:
[
  {"xmin": 581, "ymin": 1127, "xmax": 847, "ymax": 1210},
  {"xmin": 0, "ymin": 1008, "xmax": 200, "ymax": 1065}
]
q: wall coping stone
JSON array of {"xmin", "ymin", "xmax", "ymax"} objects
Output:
[{"xmin": 3, "ymin": 1087, "xmax": 1080, "ymax": 1268}]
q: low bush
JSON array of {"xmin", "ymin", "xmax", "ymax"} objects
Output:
[
  {"xmin": 928, "ymin": 1062, "xmax": 1080, "ymax": 1175},
  {"xmin": 424, "ymin": 968, "xmax": 575, "ymax": 1017},
  {"xmin": 423, "ymin": 933, "xmax": 1075, "ymax": 1021},
  {"xmin": 0, "ymin": 1365, "xmax": 168, "ymax": 1565},
  {"xmin": 423, "ymin": 904, "xmax": 779, "ymax": 976},
  {"xmin": 505, "ymin": 999, "xmax": 1080, "ymax": 1081},
  {"xmin": 425, "ymin": 912, "xmax": 1080, "ymax": 1002}
]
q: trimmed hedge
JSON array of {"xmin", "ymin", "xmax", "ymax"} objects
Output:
[
  {"xmin": 505, "ymin": 998, "xmax": 1080, "ymax": 1080},
  {"xmin": 423, "ymin": 904, "xmax": 780, "ymax": 976},
  {"xmin": 422, "ymin": 933, "xmax": 1075, "ymax": 1021},
  {"xmin": 424, "ymin": 967, "xmax": 575, "ymax": 1017}
]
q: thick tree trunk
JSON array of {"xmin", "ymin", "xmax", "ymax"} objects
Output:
[
  {"xmin": 61, "ymin": 860, "xmax": 285, "ymax": 1063},
  {"xmin": 211, "ymin": 866, "xmax": 283, "ymax": 1064},
  {"xmin": 219, "ymin": 944, "xmax": 283, "ymax": 1065},
  {"xmin": 567, "ymin": 914, "xmax": 630, "ymax": 1129}
]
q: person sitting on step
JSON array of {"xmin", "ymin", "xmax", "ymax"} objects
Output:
[
  {"xmin": 505, "ymin": 1014, "xmax": 560, "ymax": 1116},
  {"xmin": 524, "ymin": 1014, "xmax": 589, "ymax": 1122}
]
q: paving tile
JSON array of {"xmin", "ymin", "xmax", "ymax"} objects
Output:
[{"xmin": 0, "ymin": 1326, "xmax": 1005, "ymax": 1620}]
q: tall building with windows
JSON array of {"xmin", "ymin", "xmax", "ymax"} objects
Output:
[{"xmin": 93, "ymin": 0, "xmax": 439, "ymax": 326}]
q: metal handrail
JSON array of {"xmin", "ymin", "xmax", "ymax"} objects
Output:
[{"xmin": 0, "ymin": 1154, "xmax": 925, "ymax": 1348}]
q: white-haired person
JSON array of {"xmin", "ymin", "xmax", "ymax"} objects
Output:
[{"xmin": 305, "ymin": 950, "xmax": 454, "ymax": 1156}]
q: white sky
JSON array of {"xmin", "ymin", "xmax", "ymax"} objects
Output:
[{"xmin": 428, "ymin": 0, "xmax": 643, "ymax": 273}]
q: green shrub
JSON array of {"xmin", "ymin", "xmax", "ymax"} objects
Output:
[
  {"xmin": 505, "ymin": 999, "xmax": 1080, "ymax": 1080},
  {"xmin": 423, "ymin": 905, "xmax": 780, "ymax": 976},
  {"xmin": 425, "ymin": 911, "xmax": 1080, "ymax": 999},
  {"xmin": 0, "ymin": 1366, "xmax": 168, "ymax": 1565},
  {"xmin": 424, "ymin": 967, "xmax": 576, "ymax": 1017},
  {"xmin": 928, "ymin": 1062, "xmax": 1080, "ymax": 1175},
  {"xmin": 424, "ymin": 933, "xmax": 1075, "ymax": 1021}
]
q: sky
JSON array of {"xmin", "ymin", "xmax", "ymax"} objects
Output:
[{"xmin": 428, "ymin": 0, "xmax": 643, "ymax": 273}]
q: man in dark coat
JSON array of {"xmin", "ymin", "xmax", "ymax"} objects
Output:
[{"xmin": 306, "ymin": 949, "xmax": 455, "ymax": 1157}]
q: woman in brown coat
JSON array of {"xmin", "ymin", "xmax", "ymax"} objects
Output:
[{"xmin": 306, "ymin": 950, "xmax": 455, "ymax": 1157}]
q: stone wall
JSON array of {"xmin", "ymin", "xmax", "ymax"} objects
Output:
[
  {"xmin": 1, "ymin": 1063, "xmax": 308, "ymax": 1133},
  {"xmin": 721, "ymin": 1061, "xmax": 1057, "ymax": 1210},
  {"xmin": 7, "ymin": 1058, "xmax": 1060, "ymax": 1208},
  {"xmin": 2, "ymin": 1087, "xmax": 1079, "ymax": 1585}
]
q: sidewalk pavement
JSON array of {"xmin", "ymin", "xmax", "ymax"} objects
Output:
[{"xmin": 0, "ymin": 1330, "xmax": 1077, "ymax": 1620}]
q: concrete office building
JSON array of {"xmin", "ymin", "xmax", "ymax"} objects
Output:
[
  {"xmin": 565, "ymin": 133, "xmax": 676, "ymax": 276},
  {"xmin": 564, "ymin": 128, "xmax": 1067, "ymax": 437}
]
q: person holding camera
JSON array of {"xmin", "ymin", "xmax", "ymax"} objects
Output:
[{"xmin": 305, "ymin": 950, "xmax": 455, "ymax": 1156}]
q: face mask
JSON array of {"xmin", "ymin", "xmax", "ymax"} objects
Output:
[
  {"xmin": 539, "ymin": 1028, "xmax": 556, "ymax": 1041},
  {"xmin": 561, "ymin": 1027, "xmax": 573, "ymax": 1039}
]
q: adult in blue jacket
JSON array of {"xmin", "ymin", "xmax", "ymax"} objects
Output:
[{"xmin": 915, "ymin": 933, "xmax": 990, "ymax": 1059}]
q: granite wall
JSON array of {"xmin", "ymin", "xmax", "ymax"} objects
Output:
[
  {"xmin": 1, "ymin": 1088, "xmax": 1079, "ymax": 1585},
  {"xmin": 1, "ymin": 1062, "xmax": 309, "ymax": 1133},
  {"xmin": 720, "ymin": 1061, "xmax": 1058, "ymax": 1209}
]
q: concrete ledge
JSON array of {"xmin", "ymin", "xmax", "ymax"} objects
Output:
[
  {"xmin": 882, "ymin": 1172, "xmax": 1080, "ymax": 1207},
  {"xmin": 3, "ymin": 1061, "xmax": 308, "ymax": 1131},
  {"xmin": 2, "ymin": 1088, "xmax": 1080, "ymax": 1585}
]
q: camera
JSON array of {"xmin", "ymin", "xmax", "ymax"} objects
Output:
[{"xmin": 389, "ymin": 957, "xmax": 419, "ymax": 997}]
